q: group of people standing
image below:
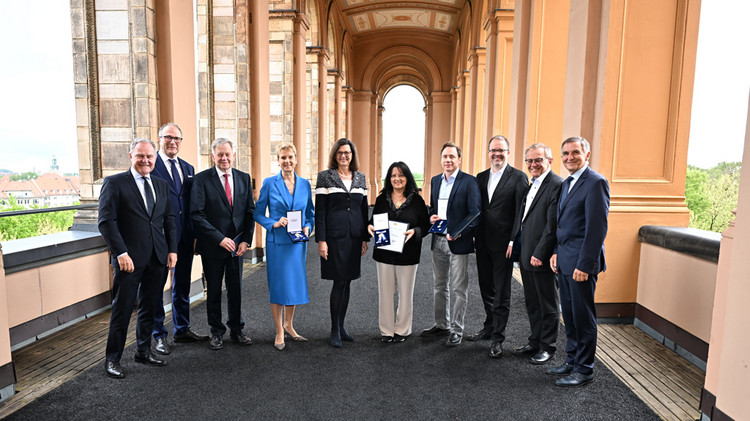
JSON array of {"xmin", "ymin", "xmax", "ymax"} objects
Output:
[{"xmin": 98, "ymin": 125, "xmax": 609, "ymax": 389}]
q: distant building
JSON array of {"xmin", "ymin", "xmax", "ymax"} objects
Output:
[{"xmin": 0, "ymin": 173, "xmax": 81, "ymax": 208}]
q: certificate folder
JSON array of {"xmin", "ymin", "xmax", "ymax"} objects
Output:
[{"xmin": 448, "ymin": 211, "xmax": 480, "ymax": 239}]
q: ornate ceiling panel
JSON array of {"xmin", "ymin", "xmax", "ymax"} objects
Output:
[{"xmin": 336, "ymin": 0, "xmax": 463, "ymax": 36}]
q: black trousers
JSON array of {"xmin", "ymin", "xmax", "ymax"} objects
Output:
[
  {"xmin": 519, "ymin": 267, "xmax": 559, "ymax": 352},
  {"xmin": 476, "ymin": 246, "xmax": 514, "ymax": 342},
  {"xmin": 106, "ymin": 252, "xmax": 165, "ymax": 363},
  {"xmin": 202, "ymin": 255, "xmax": 245, "ymax": 337}
]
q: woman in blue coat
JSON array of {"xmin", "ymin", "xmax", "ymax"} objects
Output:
[{"xmin": 254, "ymin": 143, "xmax": 314, "ymax": 351}]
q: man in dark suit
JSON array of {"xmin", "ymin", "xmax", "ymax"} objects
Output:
[
  {"xmin": 98, "ymin": 138, "xmax": 177, "ymax": 379},
  {"xmin": 190, "ymin": 138, "xmax": 255, "ymax": 350},
  {"xmin": 548, "ymin": 136, "xmax": 609, "ymax": 387},
  {"xmin": 470, "ymin": 135, "xmax": 528, "ymax": 358},
  {"xmin": 421, "ymin": 142, "xmax": 481, "ymax": 347},
  {"xmin": 150, "ymin": 123, "xmax": 209, "ymax": 355},
  {"xmin": 510, "ymin": 143, "xmax": 563, "ymax": 364}
]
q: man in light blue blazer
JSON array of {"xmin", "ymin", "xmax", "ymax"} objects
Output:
[{"xmin": 549, "ymin": 136, "xmax": 610, "ymax": 387}]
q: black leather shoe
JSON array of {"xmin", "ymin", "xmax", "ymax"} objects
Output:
[
  {"xmin": 421, "ymin": 325, "xmax": 450, "ymax": 336},
  {"xmin": 152, "ymin": 337, "xmax": 171, "ymax": 355},
  {"xmin": 489, "ymin": 341, "xmax": 503, "ymax": 358},
  {"xmin": 174, "ymin": 329, "xmax": 210, "ymax": 343},
  {"xmin": 530, "ymin": 350, "xmax": 554, "ymax": 365},
  {"xmin": 466, "ymin": 329, "xmax": 491, "ymax": 341},
  {"xmin": 230, "ymin": 331, "xmax": 253, "ymax": 345},
  {"xmin": 380, "ymin": 335, "xmax": 394, "ymax": 343},
  {"xmin": 546, "ymin": 362, "xmax": 574, "ymax": 375},
  {"xmin": 134, "ymin": 350, "xmax": 167, "ymax": 366},
  {"xmin": 104, "ymin": 361, "xmax": 124, "ymax": 379},
  {"xmin": 444, "ymin": 333, "xmax": 462, "ymax": 347},
  {"xmin": 393, "ymin": 334, "xmax": 407, "ymax": 343},
  {"xmin": 209, "ymin": 335, "xmax": 223, "ymax": 350},
  {"xmin": 555, "ymin": 371, "xmax": 594, "ymax": 387},
  {"xmin": 512, "ymin": 344, "xmax": 539, "ymax": 355}
]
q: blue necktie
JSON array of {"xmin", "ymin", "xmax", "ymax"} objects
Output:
[
  {"xmin": 560, "ymin": 176, "xmax": 574, "ymax": 205},
  {"xmin": 169, "ymin": 159, "xmax": 182, "ymax": 193}
]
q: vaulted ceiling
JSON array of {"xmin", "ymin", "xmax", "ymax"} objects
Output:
[{"xmin": 334, "ymin": 0, "xmax": 465, "ymax": 37}]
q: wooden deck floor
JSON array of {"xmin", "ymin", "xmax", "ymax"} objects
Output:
[{"xmin": 0, "ymin": 270, "xmax": 704, "ymax": 420}]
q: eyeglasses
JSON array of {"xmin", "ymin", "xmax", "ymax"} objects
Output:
[
  {"xmin": 524, "ymin": 158, "xmax": 547, "ymax": 165},
  {"xmin": 337, "ymin": 151, "xmax": 352, "ymax": 156},
  {"xmin": 161, "ymin": 135, "xmax": 182, "ymax": 143},
  {"xmin": 489, "ymin": 148, "xmax": 509, "ymax": 154}
]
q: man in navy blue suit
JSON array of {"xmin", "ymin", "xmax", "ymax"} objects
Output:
[
  {"xmin": 98, "ymin": 138, "xmax": 177, "ymax": 379},
  {"xmin": 421, "ymin": 142, "xmax": 481, "ymax": 347},
  {"xmin": 548, "ymin": 136, "xmax": 609, "ymax": 387},
  {"xmin": 150, "ymin": 123, "xmax": 209, "ymax": 355}
]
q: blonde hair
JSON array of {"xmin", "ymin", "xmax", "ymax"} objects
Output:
[{"xmin": 276, "ymin": 143, "xmax": 297, "ymax": 158}]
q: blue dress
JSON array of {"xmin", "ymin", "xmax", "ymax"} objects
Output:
[{"xmin": 254, "ymin": 172, "xmax": 315, "ymax": 305}]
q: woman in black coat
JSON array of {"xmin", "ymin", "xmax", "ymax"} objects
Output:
[
  {"xmin": 315, "ymin": 138, "xmax": 370, "ymax": 348},
  {"xmin": 367, "ymin": 162, "xmax": 430, "ymax": 343}
]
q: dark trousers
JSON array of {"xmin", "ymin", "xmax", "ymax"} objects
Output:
[
  {"xmin": 153, "ymin": 238, "xmax": 194, "ymax": 338},
  {"xmin": 558, "ymin": 272, "xmax": 597, "ymax": 375},
  {"xmin": 106, "ymin": 252, "xmax": 165, "ymax": 363},
  {"xmin": 476, "ymin": 246, "xmax": 514, "ymax": 342},
  {"xmin": 519, "ymin": 267, "xmax": 559, "ymax": 352},
  {"xmin": 203, "ymin": 255, "xmax": 244, "ymax": 337}
]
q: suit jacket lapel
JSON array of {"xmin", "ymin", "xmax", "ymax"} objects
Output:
[
  {"xmin": 274, "ymin": 173, "xmax": 292, "ymax": 210},
  {"xmin": 489, "ymin": 166, "xmax": 512, "ymax": 206},
  {"xmin": 447, "ymin": 170, "xmax": 463, "ymax": 205},
  {"xmin": 559, "ymin": 167, "xmax": 590, "ymax": 214},
  {"xmin": 209, "ymin": 169, "xmax": 232, "ymax": 210},
  {"xmin": 125, "ymin": 171, "xmax": 150, "ymax": 217},
  {"xmin": 525, "ymin": 174, "xmax": 550, "ymax": 219}
]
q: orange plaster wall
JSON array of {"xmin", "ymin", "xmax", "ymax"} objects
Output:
[
  {"xmin": 0, "ymin": 252, "xmax": 12, "ymax": 365},
  {"xmin": 5, "ymin": 252, "xmax": 111, "ymax": 327},
  {"xmin": 596, "ymin": 210, "xmax": 689, "ymax": 303},
  {"xmin": 636, "ymin": 243, "xmax": 716, "ymax": 342}
]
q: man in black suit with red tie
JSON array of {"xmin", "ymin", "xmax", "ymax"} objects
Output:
[
  {"xmin": 98, "ymin": 138, "xmax": 177, "ymax": 379},
  {"xmin": 190, "ymin": 138, "xmax": 255, "ymax": 350},
  {"xmin": 471, "ymin": 135, "xmax": 529, "ymax": 358},
  {"xmin": 150, "ymin": 123, "xmax": 209, "ymax": 355},
  {"xmin": 510, "ymin": 143, "xmax": 563, "ymax": 365},
  {"xmin": 548, "ymin": 136, "xmax": 609, "ymax": 387}
]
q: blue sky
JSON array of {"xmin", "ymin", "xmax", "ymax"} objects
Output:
[{"xmin": 0, "ymin": 1, "xmax": 746, "ymax": 175}]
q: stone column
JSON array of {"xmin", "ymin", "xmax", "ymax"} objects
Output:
[
  {"xmin": 334, "ymin": 73, "xmax": 342, "ymax": 139},
  {"xmin": 69, "ymin": 0, "xmax": 160, "ymax": 229},
  {"xmin": 483, "ymin": 9, "xmax": 515, "ymax": 145},
  {"xmin": 293, "ymin": 14, "xmax": 309, "ymax": 178},
  {"xmin": 350, "ymin": 91, "xmax": 372, "ymax": 193},
  {"xmin": 467, "ymin": 48, "xmax": 486, "ymax": 171},
  {"xmin": 317, "ymin": 51, "xmax": 329, "ymax": 175},
  {"xmin": 425, "ymin": 92, "xmax": 453, "ymax": 201}
]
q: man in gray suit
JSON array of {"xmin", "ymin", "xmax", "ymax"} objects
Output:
[{"xmin": 510, "ymin": 143, "xmax": 563, "ymax": 364}]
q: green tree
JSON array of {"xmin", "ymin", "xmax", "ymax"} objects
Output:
[
  {"xmin": 9, "ymin": 171, "xmax": 38, "ymax": 181},
  {"xmin": 0, "ymin": 196, "xmax": 76, "ymax": 241},
  {"xmin": 686, "ymin": 162, "xmax": 741, "ymax": 233}
]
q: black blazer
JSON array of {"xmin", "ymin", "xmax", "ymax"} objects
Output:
[
  {"xmin": 314, "ymin": 168, "xmax": 369, "ymax": 243},
  {"xmin": 370, "ymin": 191, "xmax": 431, "ymax": 266},
  {"xmin": 190, "ymin": 167, "xmax": 256, "ymax": 259},
  {"xmin": 512, "ymin": 170, "xmax": 563, "ymax": 271},
  {"xmin": 98, "ymin": 170, "xmax": 177, "ymax": 268},
  {"xmin": 152, "ymin": 155, "xmax": 195, "ymax": 244},
  {"xmin": 475, "ymin": 165, "xmax": 529, "ymax": 254},
  {"xmin": 428, "ymin": 170, "xmax": 481, "ymax": 255}
]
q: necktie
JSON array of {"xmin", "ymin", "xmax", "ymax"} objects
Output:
[
  {"xmin": 143, "ymin": 176, "xmax": 155, "ymax": 215},
  {"xmin": 169, "ymin": 158, "xmax": 182, "ymax": 193},
  {"xmin": 223, "ymin": 173, "xmax": 233, "ymax": 208},
  {"xmin": 560, "ymin": 176, "xmax": 574, "ymax": 205}
]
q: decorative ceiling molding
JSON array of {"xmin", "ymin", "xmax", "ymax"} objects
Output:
[{"xmin": 335, "ymin": 0, "xmax": 463, "ymax": 36}]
